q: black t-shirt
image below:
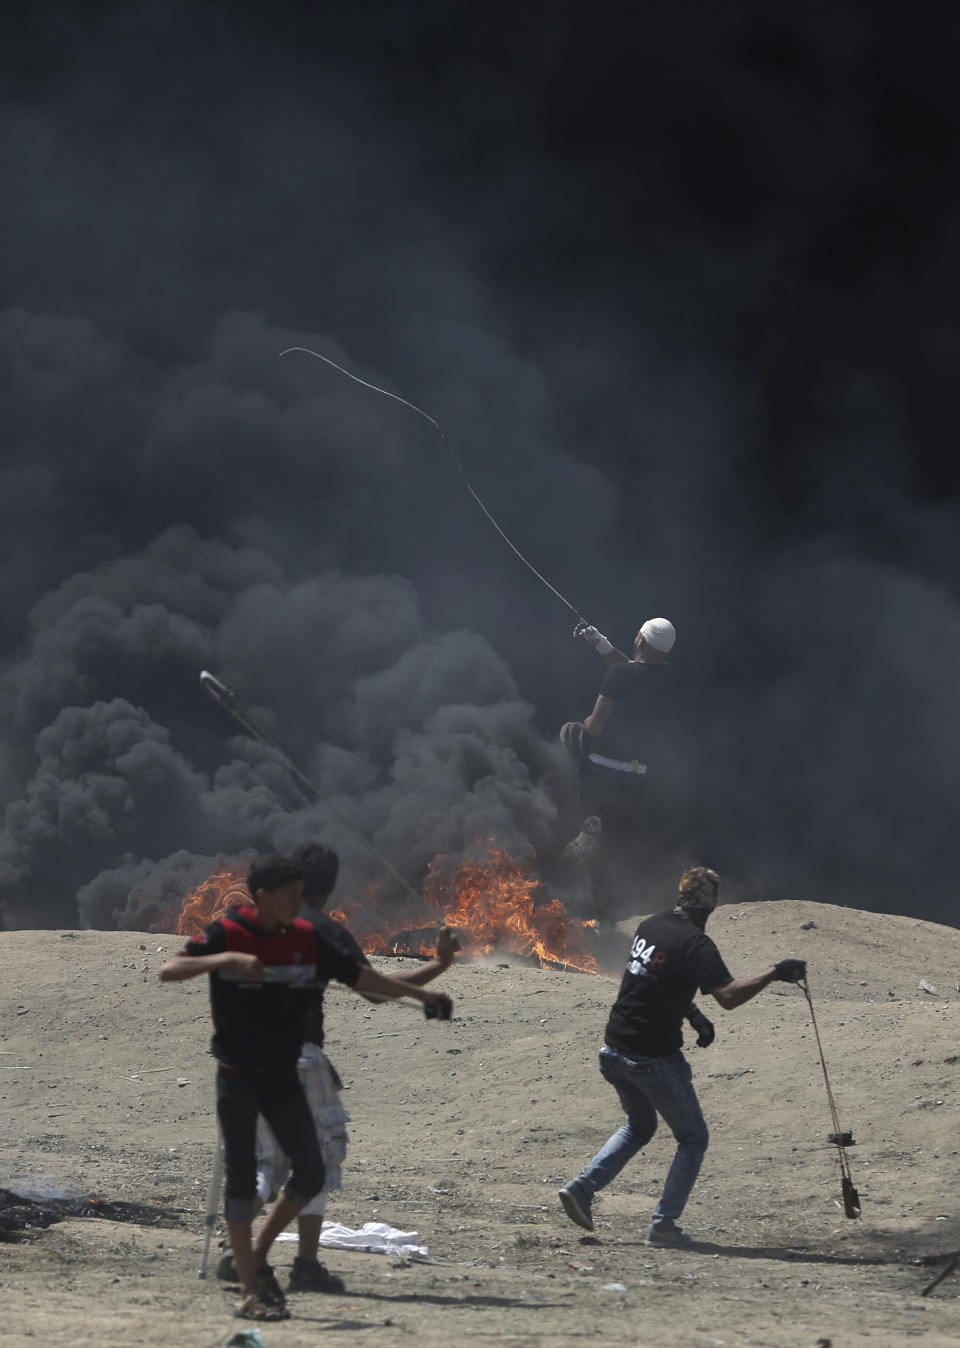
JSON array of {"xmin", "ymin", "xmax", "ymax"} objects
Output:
[
  {"xmin": 604, "ymin": 910, "xmax": 733, "ymax": 1057},
  {"xmin": 181, "ymin": 904, "xmax": 362, "ymax": 1071},
  {"xmin": 302, "ymin": 913, "xmax": 371, "ymax": 1049},
  {"xmin": 596, "ymin": 659, "xmax": 676, "ymax": 766}
]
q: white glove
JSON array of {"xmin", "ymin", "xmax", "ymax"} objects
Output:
[{"xmin": 579, "ymin": 624, "xmax": 613, "ymax": 656}]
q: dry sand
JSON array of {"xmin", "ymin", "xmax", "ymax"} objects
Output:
[{"xmin": 2, "ymin": 899, "xmax": 959, "ymax": 1347}]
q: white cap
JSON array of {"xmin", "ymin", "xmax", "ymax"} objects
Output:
[{"xmin": 639, "ymin": 617, "xmax": 676, "ymax": 653}]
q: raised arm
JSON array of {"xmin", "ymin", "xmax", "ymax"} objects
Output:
[
  {"xmin": 379, "ymin": 926, "xmax": 460, "ymax": 990},
  {"xmin": 577, "ymin": 624, "xmax": 628, "ymax": 666},
  {"xmin": 708, "ymin": 959, "xmax": 806, "ymax": 1011}
]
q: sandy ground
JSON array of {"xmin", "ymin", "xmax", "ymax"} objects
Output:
[{"xmin": 2, "ymin": 899, "xmax": 960, "ymax": 1347}]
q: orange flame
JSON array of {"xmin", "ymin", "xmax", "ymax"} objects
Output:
[
  {"xmin": 422, "ymin": 845, "xmax": 600, "ymax": 973},
  {"xmin": 175, "ymin": 862, "xmax": 249, "ymax": 937},
  {"xmin": 166, "ymin": 843, "xmax": 600, "ymax": 974}
]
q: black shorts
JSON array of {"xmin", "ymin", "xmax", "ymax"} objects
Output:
[{"xmin": 216, "ymin": 1064, "xmax": 325, "ymax": 1221}]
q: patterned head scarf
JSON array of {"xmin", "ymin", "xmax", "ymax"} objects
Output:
[{"xmin": 676, "ymin": 866, "xmax": 721, "ymax": 914}]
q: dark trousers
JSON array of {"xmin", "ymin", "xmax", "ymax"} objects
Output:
[{"xmin": 217, "ymin": 1065, "xmax": 326, "ymax": 1221}]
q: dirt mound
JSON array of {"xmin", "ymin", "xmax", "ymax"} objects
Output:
[{"xmin": 2, "ymin": 901, "xmax": 959, "ymax": 1345}]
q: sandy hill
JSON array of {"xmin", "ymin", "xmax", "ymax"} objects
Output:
[{"xmin": 2, "ymin": 899, "xmax": 959, "ymax": 1346}]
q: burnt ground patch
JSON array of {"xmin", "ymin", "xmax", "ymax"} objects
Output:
[{"xmin": 0, "ymin": 1187, "xmax": 185, "ymax": 1241}]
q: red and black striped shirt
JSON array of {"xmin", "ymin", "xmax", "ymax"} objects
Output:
[{"xmin": 181, "ymin": 905, "xmax": 362, "ymax": 1070}]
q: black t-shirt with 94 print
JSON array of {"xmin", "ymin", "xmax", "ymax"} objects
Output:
[{"xmin": 604, "ymin": 910, "xmax": 733, "ymax": 1058}]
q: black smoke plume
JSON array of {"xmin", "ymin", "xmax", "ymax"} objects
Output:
[{"xmin": 1, "ymin": 3, "xmax": 958, "ymax": 929}]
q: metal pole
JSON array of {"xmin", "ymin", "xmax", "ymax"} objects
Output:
[
  {"xmin": 799, "ymin": 975, "xmax": 861, "ymax": 1219},
  {"xmin": 200, "ymin": 670, "xmax": 426, "ymax": 905},
  {"xmin": 198, "ymin": 1127, "xmax": 225, "ymax": 1279}
]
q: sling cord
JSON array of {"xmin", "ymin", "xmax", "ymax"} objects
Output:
[
  {"xmin": 798, "ymin": 973, "xmax": 861, "ymax": 1219},
  {"xmin": 199, "ymin": 670, "xmax": 426, "ymax": 908},
  {"xmin": 278, "ymin": 345, "xmax": 598, "ymax": 629}
]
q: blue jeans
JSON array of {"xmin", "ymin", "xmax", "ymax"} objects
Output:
[{"xmin": 573, "ymin": 1045, "xmax": 709, "ymax": 1226}]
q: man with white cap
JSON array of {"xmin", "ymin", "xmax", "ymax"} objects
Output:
[
  {"xmin": 560, "ymin": 616, "xmax": 681, "ymax": 922},
  {"xmin": 557, "ymin": 866, "xmax": 806, "ymax": 1246}
]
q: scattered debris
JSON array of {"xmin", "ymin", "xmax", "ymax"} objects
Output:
[
  {"xmin": 920, "ymin": 979, "xmax": 938, "ymax": 995},
  {"xmin": 800, "ymin": 921, "xmax": 816, "ymax": 930}
]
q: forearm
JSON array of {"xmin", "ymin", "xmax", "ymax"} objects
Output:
[
  {"xmin": 158, "ymin": 953, "xmax": 223, "ymax": 982},
  {"xmin": 355, "ymin": 965, "xmax": 434, "ymax": 1003},
  {"xmin": 384, "ymin": 957, "xmax": 452, "ymax": 989},
  {"xmin": 710, "ymin": 968, "xmax": 776, "ymax": 1011}
]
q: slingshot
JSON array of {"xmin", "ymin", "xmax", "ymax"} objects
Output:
[{"xmin": 798, "ymin": 972, "xmax": 861, "ymax": 1220}]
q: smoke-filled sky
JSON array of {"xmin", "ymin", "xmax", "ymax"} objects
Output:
[{"xmin": 1, "ymin": 1, "xmax": 958, "ymax": 929}]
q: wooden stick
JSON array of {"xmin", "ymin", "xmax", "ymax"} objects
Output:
[{"xmin": 922, "ymin": 1253, "xmax": 960, "ymax": 1296}]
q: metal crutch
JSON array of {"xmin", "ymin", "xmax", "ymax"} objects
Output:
[{"xmin": 198, "ymin": 1128, "xmax": 225, "ymax": 1279}]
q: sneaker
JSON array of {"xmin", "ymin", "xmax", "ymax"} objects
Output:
[
  {"xmin": 558, "ymin": 1183, "xmax": 594, "ymax": 1232},
  {"xmin": 215, "ymin": 1250, "xmax": 239, "ymax": 1283},
  {"xmin": 288, "ymin": 1255, "xmax": 346, "ymax": 1293},
  {"xmin": 644, "ymin": 1222, "xmax": 692, "ymax": 1248}
]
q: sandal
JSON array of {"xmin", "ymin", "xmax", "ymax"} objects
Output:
[
  {"xmin": 234, "ymin": 1293, "xmax": 291, "ymax": 1321},
  {"xmin": 254, "ymin": 1263, "xmax": 287, "ymax": 1309}
]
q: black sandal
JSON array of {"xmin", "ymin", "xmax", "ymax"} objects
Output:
[
  {"xmin": 234, "ymin": 1293, "xmax": 290, "ymax": 1321},
  {"xmin": 254, "ymin": 1263, "xmax": 287, "ymax": 1310}
]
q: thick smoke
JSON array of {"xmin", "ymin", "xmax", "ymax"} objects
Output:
[
  {"xmin": 0, "ymin": 523, "xmax": 573, "ymax": 927},
  {"xmin": 1, "ymin": 4, "xmax": 959, "ymax": 928}
]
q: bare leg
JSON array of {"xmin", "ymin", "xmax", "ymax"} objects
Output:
[
  {"xmin": 252, "ymin": 1192, "xmax": 303, "ymax": 1266},
  {"xmin": 289, "ymin": 1205, "xmax": 344, "ymax": 1292},
  {"xmin": 297, "ymin": 1212, "xmax": 324, "ymax": 1262},
  {"xmin": 226, "ymin": 1217, "xmax": 257, "ymax": 1300}
]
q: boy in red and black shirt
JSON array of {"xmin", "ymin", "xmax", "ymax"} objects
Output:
[{"xmin": 160, "ymin": 854, "xmax": 452, "ymax": 1322}]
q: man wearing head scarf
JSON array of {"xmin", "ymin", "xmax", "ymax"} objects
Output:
[
  {"xmin": 560, "ymin": 617, "xmax": 686, "ymax": 923},
  {"xmin": 557, "ymin": 867, "xmax": 806, "ymax": 1247}
]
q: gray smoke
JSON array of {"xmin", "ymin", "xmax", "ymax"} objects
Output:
[{"xmin": 1, "ymin": 4, "xmax": 958, "ymax": 929}]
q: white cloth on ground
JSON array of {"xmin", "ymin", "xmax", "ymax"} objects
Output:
[{"xmin": 278, "ymin": 1220, "xmax": 428, "ymax": 1260}]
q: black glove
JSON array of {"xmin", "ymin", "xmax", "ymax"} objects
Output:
[
  {"xmin": 424, "ymin": 994, "xmax": 453, "ymax": 1021},
  {"xmin": 560, "ymin": 721, "xmax": 589, "ymax": 763},
  {"xmin": 773, "ymin": 958, "xmax": 807, "ymax": 984},
  {"xmin": 686, "ymin": 1005, "xmax": 715, "ymax": 1048}
]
